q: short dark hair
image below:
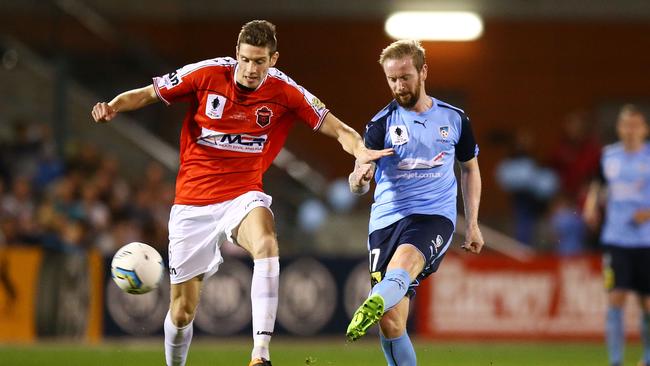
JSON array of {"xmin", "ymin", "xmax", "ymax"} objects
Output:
[
  {"xmin": 379, "ymin": 40, "xmax": 426, "ymax": 72},
  {"xmin": 237, "ymin": 20, "xmax": 278, "ymax": 54}
]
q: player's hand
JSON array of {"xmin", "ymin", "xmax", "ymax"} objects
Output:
[
  {"xmin": 351, "ymin": 162, "xmax": 373, "ymax": 185},
  {"xmin": 462, "ymin": 223, "xmax": 484, "ymax": 254},
  {"xmin": 356, "ymin": 146, "xmax": 394, "ymax": 165},
  {"xmin": 582, "ymin": 208, "xmax": 600, "ymax": 230},
  {"xmin": 632, "ymin": 210, "xmax": 650, "ymax": 225},
  {"xmin": 91, "ymin": 102, "xmax": 117, "ymax": 123},
  {"xmin": 349, "ymin": 161, "xmax": 374, "ymax": 194}
]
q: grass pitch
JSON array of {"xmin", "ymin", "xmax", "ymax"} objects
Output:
[{"xmin": 0, "ymin": 339, "xmax": 642, "ymax": 365}]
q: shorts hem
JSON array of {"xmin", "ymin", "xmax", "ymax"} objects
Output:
[
  {"xmin": 225, "ymin": 194, "xmax": 273, "ymax": 245},
  {"xmin": 169, "ymin": 263, "xmax": 221, "ymax": 285}
]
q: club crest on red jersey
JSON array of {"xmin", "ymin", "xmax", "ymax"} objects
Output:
[{"xmin": 255, "ymin": 106, "xmax": 273, "ymax": 128}]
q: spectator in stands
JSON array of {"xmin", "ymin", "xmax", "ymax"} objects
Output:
[
  {"xmin": 5, "ymin": 119, "xmax": 42, "ymax": 179},
  {"xmin": 548, "ymin": 110, "xmax": 601, "ymax": 201},
  {"xmin": 1, "ymin": 176, "xmax": 35, "ymax": 225},
  {"xmin": 32, "ymin": 125, "xmax": 64, "ymax": 194},
  {"xmin": 495, "ymin": 129, "xmax": 558, "ymax": 246},
  {"xmin": 0, "ymin": 121, "xmax": 174, "ymax": 257},
  {"xmin": 548, "ymin": 193, "xmax": 586, "ymax": 256}
]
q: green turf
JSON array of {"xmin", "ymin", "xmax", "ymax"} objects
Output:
[{"xmin": 0, "ymin": 339, "xmax": 643, "ymax": 365}]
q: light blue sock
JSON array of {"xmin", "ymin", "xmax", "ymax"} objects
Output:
[
  {"xmin": 642, "ymin": 312, "xmax": 650, "ymax": 365},
  {"xmin": 606, "ymin": 307, "xmax": 624, "ymax": 366},
  {"xmin": 371, "ymin": 269, "xmax": 411, "ymax": 310},
  {"xmin": 380, "ymin": 332, "xmax": 416, "ymax": 366}
]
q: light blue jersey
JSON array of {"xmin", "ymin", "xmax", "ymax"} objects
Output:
[
  {"xmin": 364, "ymin": 98, "xmax": 479, "ymax": 234},
  {"xmin": 600, "ymin": 142, "xmax": 650, "ymax": 248}
]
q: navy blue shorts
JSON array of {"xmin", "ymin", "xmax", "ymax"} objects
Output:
[
  {"xmin": 602, "ymin": 245, "xmax": 650, "ymax": 295},
  {"xmin": 367, "ymin": 214, "xmax": 454, "ymax": 298}
]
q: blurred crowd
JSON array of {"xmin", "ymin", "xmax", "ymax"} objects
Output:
[
  {"xmin": 0, "ymin": 108, "xmax": 619, "ymax": 257},
  {"xmin": 0, "ymin": 119, "xmax": 174, "ymax": 256},
  {"xmin": 495, "ymin": 110, "xmax": 602, "ymax": 255}
]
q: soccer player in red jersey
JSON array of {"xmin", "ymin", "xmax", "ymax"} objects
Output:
[{"xmin": 91, "ymin": 20, "xmax": 393, "ymax": 366}]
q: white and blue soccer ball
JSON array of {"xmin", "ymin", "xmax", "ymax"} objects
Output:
[{"xmin": 111, "ymin": 242, "xmax": 164, "ymax": 294}]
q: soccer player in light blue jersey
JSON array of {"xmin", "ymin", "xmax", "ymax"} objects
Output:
[
  {"xmin": 346, "ymin": 40, "xmax": 485, "ymax": 365},
  {"xmin": 584, "ymin": 104, "xmax": 650, "ymax": 366}
]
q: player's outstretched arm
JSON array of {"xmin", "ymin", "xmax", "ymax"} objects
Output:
[
  {"xmin": 318, "ymin": 113, "xmax": 394, "ymax": 164},
  {"xmin": 582, "ymin": 181, "xmax": 602, "ymax": 229},
  {"xmin": 459, "ymin": 157, "xmax": 484, "ymax": 254},
  {"xmin": 91, "ymin": 85, "xmax": 159, "ymax": 123}
]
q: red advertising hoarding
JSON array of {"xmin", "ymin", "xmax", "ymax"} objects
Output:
[{"xmin": 416, "ymin": 253, "xmax": 641, "ymax": 340}]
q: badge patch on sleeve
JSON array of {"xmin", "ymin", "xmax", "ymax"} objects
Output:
[
  {"xmin": 159, "ymin": 71, "xmax": 182, "ymax": 89},
  {"xmin": 389, "ymin": 125, "xmax": 409, "ymax": 146}
]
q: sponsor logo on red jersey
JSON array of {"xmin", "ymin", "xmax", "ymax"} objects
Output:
[{"xmin": 197, "ymin": 127, "xmax": 267, "ymax": 153}]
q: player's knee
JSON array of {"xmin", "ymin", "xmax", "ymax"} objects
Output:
[
  {"xmin": 170, "ymin": 298, "xmax": 197, "ymax": 327},
  {"xmin": 643, "ymin": 297, "xmax": 650, "ymax": 313},
  {"xmin": 387, "ymin": 245, "xmax": 425, "ymax": 278},
  {"xmin": 251, "ymin": 234, "xmax": 278, "ymax": 259},
  {"xmin": 608, "ymin": 290, "xmax": 626, "ymax": 307}
]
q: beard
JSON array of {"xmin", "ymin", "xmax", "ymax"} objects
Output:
[{"xmin": 393, "ymin": 77, "xmax": 421, "ymax": 109}]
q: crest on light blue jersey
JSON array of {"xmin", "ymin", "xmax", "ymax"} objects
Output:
[{"xmin": 439, "ymin": 126, "xmax": 450, "ymax": 139}]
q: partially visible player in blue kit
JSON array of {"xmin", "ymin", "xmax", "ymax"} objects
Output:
[
  {"xmin": 584, "ymin": 104, "xmax": 650, "ymax": 366},
  {"xmin": 346, "ymin": 40, "xmax": 485, "ymax": 366}
]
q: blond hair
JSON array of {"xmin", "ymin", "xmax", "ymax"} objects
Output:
[{"xmin": 379, "ymin": 40, "xmax": 426, "ymax": 71}]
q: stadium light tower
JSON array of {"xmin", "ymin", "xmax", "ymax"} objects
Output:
[{"xmin": 385, "ymin": 11, "xmax": 484, "ymax": 41}]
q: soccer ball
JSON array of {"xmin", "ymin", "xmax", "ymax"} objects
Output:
[{"xmin": 111, "ymin": 242, "xmax": 164, "ymax": 294}]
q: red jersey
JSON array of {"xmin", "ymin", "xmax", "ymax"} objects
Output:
[{"xmin": 153, "ymin": 57, "xmax": 329, "ymax": 205}]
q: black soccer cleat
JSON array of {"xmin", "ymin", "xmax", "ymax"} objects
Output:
[{"xmin": 249, "ymin": 358, "xmax": 272, "ymax": 366}]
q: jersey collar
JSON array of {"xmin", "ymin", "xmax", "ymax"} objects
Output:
[
  {"xmin": 397, "ymin": 96, "xmax": 436, "ymax": 116},
  {"xmin": 233, "ymin": 63, "xmax": 269, "ymax": 92}
]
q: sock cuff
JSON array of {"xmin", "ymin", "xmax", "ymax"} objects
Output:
[
  {"xmin": 381, "ymin": 331, "xmax": 409, "ymax": 342},
  {"xmin": 165, "ymin": 311, "xmax": 194, "ymax": 330},
  {"xmin": 177, "ymin": 319, "xmax": 193, "ymax": 331},
  {"xmin": 608, "ymin": 307, "xmax": 623, "ymax": 314},
  {"xmin": 384, "ymin": 268, "xmax": 411, "ymax": 286},
  {"xmin": 386, "ymin": 268, "xmax": 409, "ymax": 276},
  {"xmin": 253, "ymin": 256, "xmax": 280, "ymax": 276}
]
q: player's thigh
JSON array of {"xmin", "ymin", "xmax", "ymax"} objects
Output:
[
  {"xmin": 604, "ymin": 245, "xmax": 634, "ymax": 294},
  {"xmin": 171, "ymin": 276, "xmax": 202, "ymax": 305},
  {"xmin": 368, "ymin": 214, "xmax": 453, "ymax": 291},
  {"xmin": 386, "ymin": 244, "xmax": 425, "ymax": 280},
  {"xmin": 394, "ymin": 214, "xmax": 454, "ymax": 278},
  {"xmin": 380, "ymin": 297, "xmax": 410, "ymax": 338},
  {"xmin": 169, "ymin": 276, "xmax": 203, "ymax": 324},
  {"xmin": 232, "ymin": 206, "xmax": 278, "ymax": 258},
  {"xmin": 168, "ymin": 204, "xmax": 223, "ymax": 284},
  {"xmin": 633, "ymin": 247, "xmax": 650, "ymax": 298}
]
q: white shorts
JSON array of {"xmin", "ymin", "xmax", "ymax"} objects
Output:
[{"xmin": 167, "ymin": 191, "xmax": 273, "ymax": 284}]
